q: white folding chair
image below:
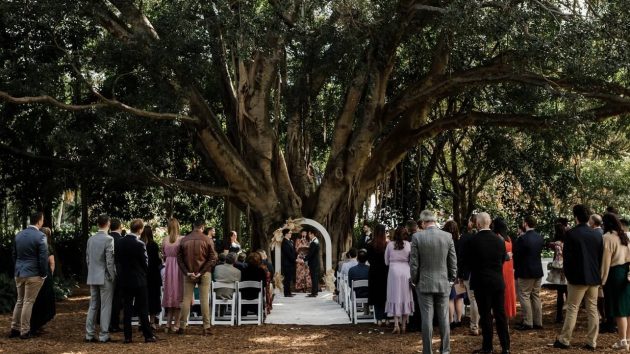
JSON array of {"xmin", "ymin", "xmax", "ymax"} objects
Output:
[
  {"xmin": 352, "ymin": 280, "xmax": 376, "ymax": 324},
  {"xmin": 237, "ymin": 281, "xmax": 263, "ymax": 325},
  {"xmin": 343, "ymin": 274, "xmax": 351, "ymax": 315},
  {"xmin": 211, "ymin": 281, "xmax": 237, "ymax": 326},
  {"xmin": 337, "ymin": 272, "xmax": 344, "ymax": 306}
]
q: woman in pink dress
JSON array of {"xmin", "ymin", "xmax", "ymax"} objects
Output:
[
  {"xmin": 385, "ymin": 226, "xmax": 414, "ymax": 334},
  {"xmin": 161, "ymin": 218, "xmax": 184, "ymax": 333}
]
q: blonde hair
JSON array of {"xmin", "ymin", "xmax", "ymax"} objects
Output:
[{"xmin": 167, "ymin": 218, "xmax": 180, "ymax": 244}]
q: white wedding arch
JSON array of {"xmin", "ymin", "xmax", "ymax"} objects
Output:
[{"xmin": 271, "ymin": 218, "xmax": 335, "ymax": 292}]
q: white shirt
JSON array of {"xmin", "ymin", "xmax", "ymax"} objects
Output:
[{"xmin": 340, "ymin": 259, "xmax": 358, "ymax": 276}]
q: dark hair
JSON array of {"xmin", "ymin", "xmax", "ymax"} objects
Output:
[
  {"xmin": 442, "ymin": 220, "xmax": 460, "ymax": 243},
  {"xmin": 97, "ymin": 214, "xmax": 110, "ymax": 228},
  {"xmin": 203, "ymin": 227, "xmax": 211, "ymax": 235},
  {"xmin": 246, "ymin": 252, "xmax": 262, "ymax": 268},
  {"xmin": 621, "ymin": 219, "xmax": 630, "ymax": 229},
  {"xmin": 225, "ymin": 252, "xmax": 237, "ymax": 264},
  {"xmin": 554, "ymin": 221, "xmax": 567, "ymax": 242},
  {"xmin": 110, "ymin": 219, "xmax": 122, "ymax": 231},
  {"xmin": 40, "ymin": 227, "xmax": 52, "ymax": 238},
  {"xmin": 405, "ymin": 220, "xmax": 417, "ymax": 230},
  {"xmin": 523, "ymin": 215, "xmax": 537, "ymax": 228},
  {"xmin": 193, "ymin": 219, "xmax": 206, "ymax": 229},
  {"xmin": 492, "ymin": 218, "xmax": 509, "ymax": 241},
  {"xmin": 393, "ymin": 226, "xmax": 409, "ymax": 250},
  {"xmin": 237, "ymin": 253, "xmax": 247, "ymax": 262},
  {"xmin": 573, "ymin": 204, "xmax": 590, "ymax": 223},
  {"xmin": 140, "ymin": 225, "xmax": 154, "ymax": 244},
  {"xmin": 557, "ymin": 217, "xmax": 569, "ymax": 227},
  {"xmin": 607, "ymin": 206, "xmax": 619, "ymax": 215},
  {"xmin": 347, "ymin": 248, "xmax": 358, "ymax": 258},
  {"xmin": 603, "ymin": 213, "xmax": 629, "ymax": 246},
  {"xmin": 282, "ymin": 228, "xmax": 291, "ymax": 236},
  {"xmin": 30, "ymin": 211, "xmax": 44, "ymax": 225},
  {"xmin": 357, "ymin": 249, "xmax": 368, "ymax": 263},
  {"xmin": 130, "ymin": 219, "xmax": 144, "ymax": 233},
  {"xmin": 469, "ymin": 214, "xmax": 477, "ymax": 224},
  {"xmin": 372, "ymin": 224, "xmax": 387, "ymax": 252},
  {"xmin": 218, "ymin": 253, "xmax": 226, "ymax": 263}
]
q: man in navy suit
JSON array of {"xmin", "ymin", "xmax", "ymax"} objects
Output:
[
  {"xmin": 348, "ymin": 249, "xmax": 370, "ymax": 299},
  {"xmin": 280, "ymin": 229, "xmax": 297, "ymax": 297},
  {"xmin": 513, "ymin": 216, "xmax": 544, "ymax": 331},
  {"xmin": 9, "ymin": 212, "xmax": 48, "ymax": 339},
  {"xmin": 304, "ymin": 226, "xmax": 321, "ymax": 297},
  {"xmin": 116, "ymin": 219, "xmax": 156, "ymax": 344}
]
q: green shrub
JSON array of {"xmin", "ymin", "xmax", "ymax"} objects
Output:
[
  {"xmin": 0, "ymin": 274, "xmax": 16, "ymax": 314},
  {"xmin": 54, "ymin": 276, "xmax": 79, "ymax": 301}
]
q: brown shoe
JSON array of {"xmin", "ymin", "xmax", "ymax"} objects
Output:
[{"xmin": 176, "ymin": 328, "xmax": 185, "ymax": 335}]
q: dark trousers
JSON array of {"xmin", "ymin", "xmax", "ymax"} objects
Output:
[
  {"xmin": 600, "ymin": 284, "xmax": 616, "ymax": 328},
  {"xmin": 555, "ymin": 285, "xmax": 568, "ymax": 322},
  {"xmin": 282, "ymin": 267, "xmax": 295, "ymax": 296},
  {"xmin": 110, "ymin": 280, "xmax": 122, "ymax": 330},
  {"xmin": 122, "ymin": 286, "xmax": 153, "ymax": 341},
  {"xmin": 475, "ymin": 287, "xmax": 510, "ymax": 352},
  {"xmin": 408, "ymin": 287, "xmax": 422, "ymax": 331},
  {"xmin": 310, "ymin": 268, "xmax": 320, "ymax": 295}
]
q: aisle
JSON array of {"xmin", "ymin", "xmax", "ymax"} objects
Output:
[{"xmin": 266, "ymin": 291, "xmax": 352, "ymax": 325}]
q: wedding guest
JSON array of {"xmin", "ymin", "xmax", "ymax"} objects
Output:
[
  {"xmin": 257, "ymin": 250, "xmax": 274, "ymax": 313},
  {"xmin": 410, "ymin": 211, "xmax": 457, "ymax": 354},
  {"xmin": 492, "ymin": 218, "xmax": 516, "ymax": 322},
  {"xmin": 9, "ymin": 212, "xmax": 47, "ymax": 340},
  {"xmin": 348, "ymin": 249, "xmax": 370, "ymax": 299},
  {"xmin": 547, "ymin": 219, "xmax": 568, "ymax": 323},
  {"xmin": 385, "ymin": 226, "xmax": 414, "ymax": 334},
  {"xmin": 140, "ymin": 225, "xmax": 162, "ymax": 330},
  {"xmin": 225, "ymin": 231, "xmax": 241, "ymax": 254},
  {"xmin": 234, "ymin": 253, "xmax": 247, "ymax": 271},
  {"xmin": 85, "ymin": 214, "xmax": 116, "ymax": 343},
  {"xmin": 464, "ymin": 212, "xmax": 510, "ymax": 354},
  {"xmin": 213, "ymin": 253, "xmax": 241, "ymax": 299},
  {"xmin": 177, "ymin": 219, "xmax": 217, "ymax": 335},
  {"xmin": 513, "ymin": 216, "xmax": 544, "ymax": 331},
  {"xmin": 304, "ymin": 226, "xmax": 321, "ymax": 297},
  {"xmin": 29, "ymin": 227, "xmax": 56, "ymax": 335},
  {"xmin": 554, "ymin": 204, "xmax": 602, "ymax": 350},
  {"xmin": 443, "ymin": 220, "xmax": 465, "ymax": 328},
  {"xmin": 108, "ymin": 219, "xmax": 124, "ymax": 332},
  {"xmin": 280, "ymin": 229, "xmax": 297, "ymax": 297},
  {"xmin": 204, "ymin": 227, "xmax": 222, "ymax": 254},
  {"xmin": 161, "ymin": 218, "xmax": 183, "ymax": 334},
  {"xmin": 621, "ymin": 219, "xmax": 630, "ymax": 236},
  {"xmin": 600, "ymin": 212, "xmax": 630, "ymax": 350},
  {"xmin": 590, "ymin": 214, "xmax": 604, "ymax": 236},
  {"xmin": 241, "ymin": 252, "xmax": 267, "ymax": 314},
  {"xmin": 457, "ymin": 214, "xmax": 480, "ymax": 336},
  {"xmin": 295, "ymin": 230, "xmax": 312, "ymax": 292},
  {"xmin": 118, "ymin": 219, "xmax": 156, "ymax": 343},
  {"xmin": 367, "ymin": 224, "xmax": 388, "ymax": 324},
  {"xmin": 340, "ymin": 248, "xmax": 358, "ymax": 277},
  {"xmin": 406, "ymin": 219, "xmax": 422, "ymax": 333}
]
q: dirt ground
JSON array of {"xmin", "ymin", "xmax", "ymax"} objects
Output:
[{"xmin": 0, "ymin": 287, "xmax": 624, "ymax": 353}]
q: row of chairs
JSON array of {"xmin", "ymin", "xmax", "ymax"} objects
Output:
[{"xmin": 337, "ymin": 273, "xmax": 376, "ymax": 324}]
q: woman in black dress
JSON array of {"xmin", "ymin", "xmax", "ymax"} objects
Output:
[
  {"xmin": 140, "ymin": 225, "xmax": 163, "ymax": 329},
  {"xmin": 241, "ymin": 252, "xmax": 268, "ymax": 316},
  {"xmin": 367, "ymin": 223, "xmax": 389, "ymax": 325},
  {"xmin": 30, "ymin": 227, "xmax": 56, "ymax": 335}
]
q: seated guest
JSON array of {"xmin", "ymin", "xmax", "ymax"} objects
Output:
[
  {"xmin": 234, "ymin": 253, "xmax": 247, "ymax": 271},
  {"xmin": 348, "ymin": 249, "xmax": 370, "ymax": 299},
  {"xmin": 213, "ymin": 253, "xmax": 241, "ymax": 299},
  {"xmin": 340, "ymin": 248, "xmax": 358, "ymax": 277},
  {"xmin": 217, "ymin": 253, "xmax": 226, "ymax": 266},
  {"xmin": 241, "ymin": 252, "xmax": 267, "ymax": 315}
]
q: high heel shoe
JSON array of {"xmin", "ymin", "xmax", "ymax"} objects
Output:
[{"xmin": 612, "ymin": 339, "xmax": 630, "ymax": 351}]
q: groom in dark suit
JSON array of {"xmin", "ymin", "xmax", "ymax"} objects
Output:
[
  {"xmin": 116, "ymin": 219, "xmax": 156, "ymax": 344},
  {"xmin": 304, "ymin": 226, "xmax": 321, "ymax": 297},
  {"xmin": 281, "ymin": 229, "xmax": 297, "ymax": 297}
]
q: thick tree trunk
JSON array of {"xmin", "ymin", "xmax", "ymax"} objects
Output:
[{"xmin": 223, "ymin": 198, "xmax": 241, "ymax": 251}]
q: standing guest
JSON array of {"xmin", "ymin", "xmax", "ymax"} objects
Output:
[
  {"xmin": 621, "ymin": 219, "xmax": 630, "ymax": 236},
  {"xmin": 225, "ymin": 231, "xmax": 241, "ymax": 254},
  {"xmin": 553, "ymin": 204, "xmax": 603, "ymax": 350},
  {"xmin": 295, "ymin": 230, "xmax": 312, "ymax": 292},
  {"xmin": 457, "ymin": 214, "xmax": 480, "ymax": 336},
  {"xmin": 213, "ymin": 252, "xmax": 241, "ymax": 299},
  {"xmin": 600, "ymin": 213, "xmax": 630, "ymax": 350},
  {"xmin": 358, "ymin": 222, "xmax": 372, "ymax": 249},
  {"xmin": 547, "ymin": 219, "xmax": 568, "ymax": 323},
  {"xmin": 410, "ymin": 211, "xmax": 457, "ymax": 354},
  {"xmin": 117, "ymin": 219, "xmax": 156, "ymax": 343},
  {"xmin": 348, "ymin": 249, "xmax": 370, "ymax": 300},
  {"xmin": 492, "ymin": 218, "xmax": 517, "ymax": 322},
  {"xmin": 281, "ymin": 229, "xmax": 297, "ymax": 297},
  {"xmin": 161, "ymin": 218, "xmax": 184, "ymax": 334},
  {"xmin": 241, "ymin": 252, "xmax": 268, "ymax": 314},
  {"xmin": 140, "ymin": 225, "xmax": 162, "ymax": 330},
  {"xmin": 85, "ymin": 214, "xmax": 116, "ymax": 343},
  {"xmin": 406, "ymin": 220, "xmax": 422, "ymax": 333},
  {"xmin": 177, "ymin": 219, "xmax": 217, "ymax": 335},
  {"xmin": 234, "ymin": 253, "xmax": 248, "ymax": 271},
  {"xmin": 108, "ymin": 219, "xmax": 124, "ymax": 332},
  {"xmin": 367, "ymin": 224, "xmax": 389, "ymax": 324},
  {"xmin": 590, "ymin": 214, "xmax": 604, "ymax": 236},
  {"xmin": 443, "ymin": 220, "xmax": 465, "ymax": 328},
  {"xmin": 9, "ymin": 212, "xmax": 47, "ymax": 340},
  {"xmin": 464, "ymin": 212, "xmax": 510, "ymax": 354},
  {"xmin": 340, "ymin": 248, "xmax": 358, "ymax": 277},
  {"xmin": 513, "ymin": 216, "xmax": 544, "ymax": 331},
  {"xmin": 29, "ymin": 227, "xmax": 56, "ymax": 335},
  {"xmin": 304, "ymin": 227, "xmax": 321, "ymax": 297},
  {"xmin": 385, "ymin": 226, "xmax": 414, "ymax": 334},
  {"xmin": 204, "ymin": 227, "xmax": 222, "ymax": 254}
]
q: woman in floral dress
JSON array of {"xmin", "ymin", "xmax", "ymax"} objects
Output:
[{"xmin": 295, "ymin": 230, "xmax": 312, "ymax": 292}]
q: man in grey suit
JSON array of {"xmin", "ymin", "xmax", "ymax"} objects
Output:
[
  {"xmin": 10, "ymin": 212, "xmax": 47, "ymax": 339},
  {"xmin": 213, "ymin": 252, "xmax": 241, "ymax": 299},
  {"xmin": 410, "ymin": 210, "xmax": 457, "ymax": 354},
  {"xmin": 85, "ymin": 214, "xmax": 116, "ymax": 343}
]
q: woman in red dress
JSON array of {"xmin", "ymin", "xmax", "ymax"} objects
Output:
[{"xmin": 493, "ymin": 217, "xmax": 516, "ymax": 320}]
